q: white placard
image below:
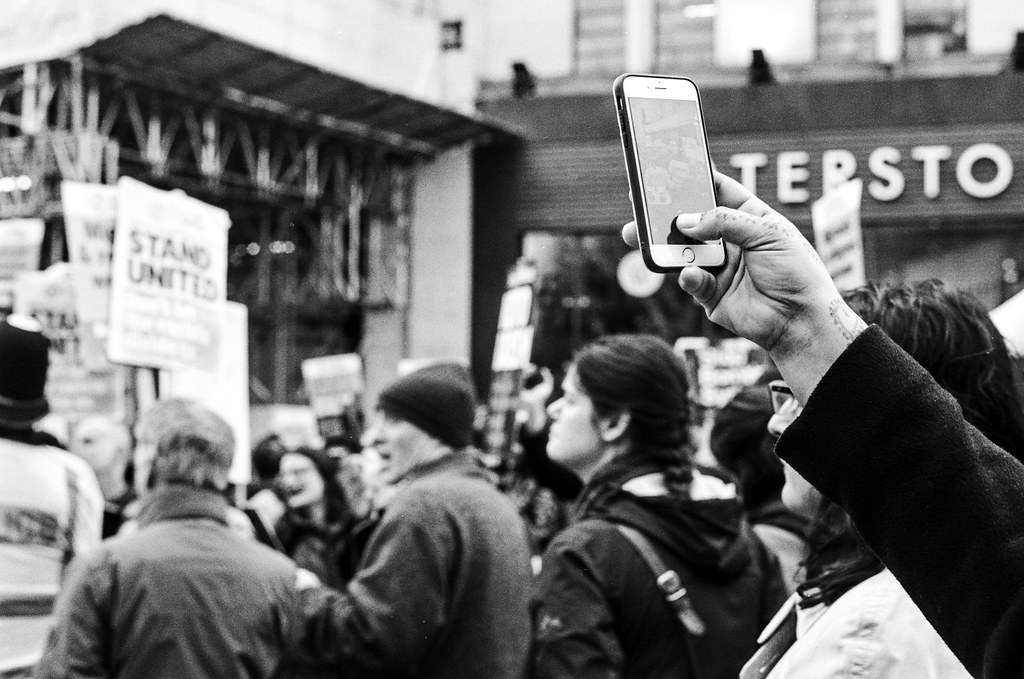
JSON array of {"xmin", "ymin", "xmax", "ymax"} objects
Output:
[
  {"xmin": 107, "ymin": 177, "xmax": 230, "ymax": 372},
  {"xmin": 160, "ymin": 302, "xmax": 251, "ymax": 486},
  {"xmin": 811, "ymin": 178, "xmax": 867, "ymax": 292},
  {"xmin": 991, "ymin": 288, "xmax": 1024, "ymax": 356},
  {"xmin": 61, "ymin": 181, "xmax": 117, "ymax": 324},
  {"xmin": 301, "ymin": 353, "xmax": 365, "ymax": 418},
  {"xmin": 0, "ymin": 217, "xmax": 45, "ymax": 310},
  {"xmin": 14, "ymin": 264, "xmax": 124, "ymax": 421}
]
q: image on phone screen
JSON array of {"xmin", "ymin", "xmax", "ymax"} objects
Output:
[{"xmin": 630, "ymin": 97, "xmax": 715, "ymax": 246}]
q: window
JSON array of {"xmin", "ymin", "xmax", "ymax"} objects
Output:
[{"xmin": 904, "ymin": 0, "xmax": 967, "ymax": 60}]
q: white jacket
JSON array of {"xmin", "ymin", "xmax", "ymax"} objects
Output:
[{"xmin": 747, "ymin": 568, "xmax": 971, "ymax": 678}]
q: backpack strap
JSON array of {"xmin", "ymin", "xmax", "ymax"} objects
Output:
[{"xmin": 615, "ymin": 523, "xmax": 706, "ymax": 636}]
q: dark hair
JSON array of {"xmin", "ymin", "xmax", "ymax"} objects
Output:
[
  {"xmin": 573, "ymin": 334, "xmax": 694, "ymax": 466},
  {"xmin": 799, "ymin": 280, "xmax": 1024, "ymax": 607},
  {"xmin": 844, "ymin": 280, "xmax": 1024, "ymax": 462},
  {"xmin": 279, "ymin": 446, "xmax": 348, "ymax": 524},
  {"xmin": 709, "ymin": 366, "xmax": 783, "ymax": 510},
  {"xmin": 796, "ymin": 495, "xmax": 882, "ymax": 608},
  {"xmin": 251, "ymin": 433, "xmax": 287, "ymax": 484}
]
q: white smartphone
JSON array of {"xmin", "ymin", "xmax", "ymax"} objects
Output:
[{"xmin": 614, "ymin": 73, "xmax": 725, "ymax": 272}]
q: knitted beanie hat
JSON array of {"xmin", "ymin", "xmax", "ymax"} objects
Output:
[
  {"xmin": 377, "ymin": 362, "xmax": 477, "ymax": 448},
  {"xmin": 0, "ymin": 314, "xmax": 50, "ymax": 428}
]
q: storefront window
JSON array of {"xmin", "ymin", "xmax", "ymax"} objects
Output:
[
  {"xmin": 904, "ymin": 0, "xmax": 967, "ymax": 60},
  {"xmin": 521, "ymin": 231, "xmax": 723, "ymax": 371}
]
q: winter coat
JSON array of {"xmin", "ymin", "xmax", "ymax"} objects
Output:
[
  {"xmin": 775, "ymin": 325, "xmax": 1024, "ymax": 678},
  {"xmin": 300, "ymin": 449, "xmax": 533, "ymax": 679},
  {"xmin": 0, "ymin": 434, "xmax": 103, "ymax": 671},
  {"xmin": 531, "ymin": 461, "xmax": 787, "ymax": 679},
  {"xmin": 34, "ymin": 485, "xmax": 303, "ymax": 679},
  {"xmin": 276, "ymin": 510, "xmax": 372, "ymax": 588}
]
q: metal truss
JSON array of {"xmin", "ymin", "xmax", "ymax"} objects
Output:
[{"xmin": 0, "ymin": 57, "xmax": 415, "ymax": 402}]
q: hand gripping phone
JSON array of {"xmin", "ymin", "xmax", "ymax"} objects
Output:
[{"xmin": 614, "ymin": 73, "xmax": 725, "ymax": 272}]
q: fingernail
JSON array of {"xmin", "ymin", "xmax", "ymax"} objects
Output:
[{"xmin": 674, "ymin": 213, "xmax": 701, "ymax": 230}]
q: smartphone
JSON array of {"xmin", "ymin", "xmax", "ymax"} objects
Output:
[{"xmin": 614, "ymin": 73, "xmax": 725, "ymax": 271}]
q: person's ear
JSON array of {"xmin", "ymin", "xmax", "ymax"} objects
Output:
[{"xmin": 598, "ymin": 411, "xmax": 631, "ymax": 443}]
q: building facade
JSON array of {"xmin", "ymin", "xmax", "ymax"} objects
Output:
[{"xmin": 471, "ymin": 0, "xmax": 1024, "ymax": 381}]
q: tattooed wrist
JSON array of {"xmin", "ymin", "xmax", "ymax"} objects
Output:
[{"xmin": 828, "ymin": 298, "xmax": 867, "ymax": 343}]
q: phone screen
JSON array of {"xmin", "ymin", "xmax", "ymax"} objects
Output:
[{"xmin": 629, "ymin": 97, "xmax": 715, "ymax": 246}]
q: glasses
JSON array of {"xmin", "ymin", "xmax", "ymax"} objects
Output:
[{"xmin": 767, "ymin": 380, "xmax": 796, "ymax": 415}]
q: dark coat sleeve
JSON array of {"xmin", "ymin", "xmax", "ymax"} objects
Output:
[
  {"xmin": 775, "ymin": 325, "xmax": 1024, "ymax": 679},
  {"xmin": 298, "ymin": 488, "xmax": 454, "ymax": 677}
]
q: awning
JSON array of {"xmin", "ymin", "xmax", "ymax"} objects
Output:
[{"xmin": 80, "ymin": 14, "xmax": 514, "ymax": 156}]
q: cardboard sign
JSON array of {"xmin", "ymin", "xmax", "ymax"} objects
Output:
[
  {"xmin": 485, "ymin": 259, "xmax": 538, "ymax": 460},
  {"xmin": 812, "ymin": 178, "xmax": 866, "ymax": 291},
  {"xmin": 14, "ymin": 264, "xmax": 124, "ymax": 421},
  {"xmin": 61, "ymin": 181, "xmax": 117, "ymax": 324},
  {"xmin": 107, "ymin": 178, "xmax": 230, "ymax": 372},
  {"xmin": 674, "ymin": 336, "xmax": 767, "ymax": 409},
  {"xmin": 302, "ymin": 353, "xmax": 365, "ymax": 417},
  {"xmin": 160, "ymin": 302, "xmax": 251, "ymax": 485},
  {"xmin": 0, "ymin": 218, "xmax": 44, "ymax": 311},
  {"xmin": 991, "ymin": 288, "xmax": 1024, "ymax": 355}
]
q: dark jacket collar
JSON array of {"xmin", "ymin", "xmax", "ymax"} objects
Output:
[
  {"xmin": 400, "ymin": 448, "xmax": 492, "ymax": 486},
  {"xmin": 136, "ymin": 484, "xmax": 229, "ymax": 529}
]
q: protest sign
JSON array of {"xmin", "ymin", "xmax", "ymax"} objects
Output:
[
  {"xmin": 61, "ymin": 181, "xmax": 117, "ymax": 325},
  {"xmin": 160, "ymin": 301, "xmax": 250, "ymax": 485},
  {"xmin": 812, "ymin": 178, "xmax": 866, "ymax": 291},
  {"xmin": 0, "ymin": 218, "xmax": 44, "ymax": 311},
  {"xmin": 484, "ymin": 259, "xmax": 538, "ymax": 460},
  {"xmin": 302, "ymin": 353, "xmax": 365, "ymax": 445},
  {"xmin": 674, "ymin": 336, "xmax": 767, "ymax": 410},
  {"xmin": 107, "ymin": 177, "xmax": 230, "ymax": 372},
  {"xmin": 14, "ymin": 264, "xmax": 125, "ymax": 421},
  {"xmin": 991, "ymin": 288, "xmax": 1024, "ymax": 355}
]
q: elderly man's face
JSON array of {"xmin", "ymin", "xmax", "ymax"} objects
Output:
[{"xmin": 360, "ymin": 412, "xmax": 442, "ymax": 485}]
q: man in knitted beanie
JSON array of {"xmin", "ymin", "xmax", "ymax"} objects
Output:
[
  {"xmin": 300, "ymin": 361, "xmax": 533, "ymax": 679},
  {"xmin": 372, "ymin": 362, "xmax": 477, "ymax": 484}
]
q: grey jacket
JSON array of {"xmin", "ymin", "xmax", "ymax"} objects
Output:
[
  {"xmin": 34, "ymin": 485, "xmax": 303, "ymax": 679},
  {"xmin": 300, "ymin": 450, "xmax": 533, "ymax": 678}
]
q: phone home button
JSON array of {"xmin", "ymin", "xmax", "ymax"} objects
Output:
[{"xmin": 682, "ymin": 247, "xmax": 695, "ymax": 263}]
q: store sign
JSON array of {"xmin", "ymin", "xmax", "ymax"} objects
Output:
[
  {"xmin": 730, "ymin": 142, "xmax": 1015, "ymax": 205},
  {"xmin": 706, "ymin": 123, "xmax": 1024, "ymax": 224}
]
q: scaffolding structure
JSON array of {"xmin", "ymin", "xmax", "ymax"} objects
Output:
[{"xmin": 0, "ymin": 55, "xmax": 417, "ymax": 403}]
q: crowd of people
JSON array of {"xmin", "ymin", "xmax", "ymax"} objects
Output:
[{"xmin": 2, "ymin": 171, "xmax": 1023, "ymax": 679}]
